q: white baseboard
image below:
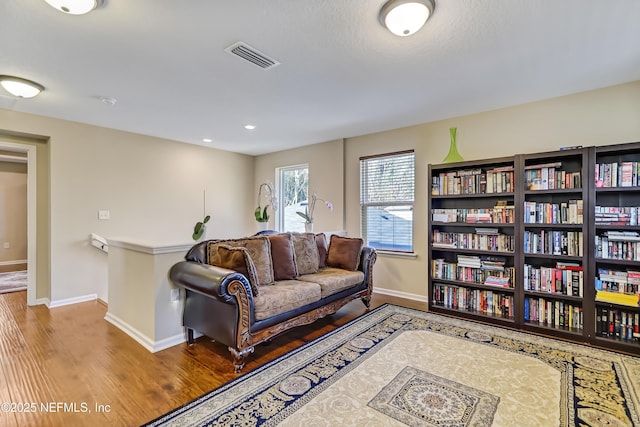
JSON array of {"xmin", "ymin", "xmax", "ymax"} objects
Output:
[
  {"xmin": 0, "ymin": 259, "xmax": 27, "ymax": 266},
  {"xmin": 373, "ymin": 287, "xmax": 428, "ymax": 303},
  {"xmin": 104, "ymin": 311, "xmax": 186, "ymax": 353},
  {"xmin": 34, "ymin": 297, "xmax": 50, "ymax": 306},
  {"xmin": 48, "ymin": 293, "xmax": 98, "ymax": 308}
]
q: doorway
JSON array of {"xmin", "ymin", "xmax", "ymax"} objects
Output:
[{"xmin": 0, "ymin": 140, "xmax": 36, "ymax": 305}]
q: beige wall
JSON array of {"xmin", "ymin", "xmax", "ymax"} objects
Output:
[
  {"xmin": 0, "ymin": 161, "xmax": 27, "ymax": 265},
  {"xmin": 254, "ymin": 139, "xmax": 345, "ymax": 233},
  {"xmin": 1, "ymin": 80, "xmax": 639, "ymax": 307},
  {"xmin": 0, "ymin": 109, "xmax": 255, "ymax": 304},
  {"xmin": 344, "ymin": 81, "xmax": 640, "ymax": 299}
]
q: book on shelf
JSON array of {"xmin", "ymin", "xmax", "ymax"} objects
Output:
[
  {"xmin": 475, "ymin": 227, "xmax": 499, "ymax": 234},
  {"xmin": 483, "ymin": 276, "xmax": 511, "ymax": 288},
  {"xmin": 596, "ymin": 161, "xmax": 640, "ymax": 188},
  {"xmin": 594, "ymin": 206, "xmax": 639, "ymax": 226},
  {"xmin": 595, "ymin": 290, "xmax": 640, "ymax": 307},
  {"xmin": 597, "ymin": 308, "xmax": 640, "ymax": 340},
  {"xmin": 432, "ymin": 208, "xmax": 458, "ymax": 223},
  {"xmin": 604, "ymin": 231, "xmax": 640, "ymax": 242},
  {"xmin": 465, "ymin": 213, "xmax": 492, "ymax": 223},
  {"xmin": 457, "ymin": 254, "xmax": 481, "ymax": 268}
]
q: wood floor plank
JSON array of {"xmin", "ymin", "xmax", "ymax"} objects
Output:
[{"xmin": 0, "ymin": 290, "xmax": 424, "ymax": 426}]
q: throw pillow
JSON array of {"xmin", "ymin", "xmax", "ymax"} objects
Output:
[
  {"xmin": 315, "ymin": 233, "xmax": 328, "ymax": 269},
  {"xmin": 267, "ymin": 233, "xmax": 297, "ymax": 280},
  {"xmin": 326, "ymin": 235, "xmax": 364, "ymax": 271},
  {"xmin": 290, "ymin": 232, "xmax": 320, "ymax": 275},
  {"xmin": 215, "ymin": 245, "xmax": 260, "ymax": 295},
  {"xmin": 207, "ymin": 237, "xmax": 274, "ymax": 286}
]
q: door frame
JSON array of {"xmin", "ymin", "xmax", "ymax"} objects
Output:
[{"xmin": 0, "ymin": 140, "xmax": 36, "ymax": 305}]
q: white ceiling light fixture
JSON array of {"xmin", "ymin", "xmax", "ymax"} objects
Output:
[
  {"xmin": 43, "ymin": 0, "xmax": 103, "ymax": 15},
  {"xmin": 379, "ymin": 0, "xmax": 435, "ymax": 37},
  {"xmin": 0, "ymin": 75, "xmax": 45, "ymax": 98},
  {"xmin": 244, "ymin": 124, "xmax": 256, "ymax": 130}
]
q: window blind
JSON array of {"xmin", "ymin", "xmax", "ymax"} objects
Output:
[{"xmin": 360, "ymin": 150, "xmax": 415, "ymax": 252}]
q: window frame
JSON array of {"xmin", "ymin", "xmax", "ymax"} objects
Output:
[
  {"xmin": 275, "ymin": 163, "xmax": 309, "ymax": 232},
  {"xmin": 360, "ymin": 150, "xmax": 415, "ymax": 254}
]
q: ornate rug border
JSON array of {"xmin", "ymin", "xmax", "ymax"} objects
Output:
[{"xmin": 143, "ymin": 304, "xmax": 640, "ymax": 427}]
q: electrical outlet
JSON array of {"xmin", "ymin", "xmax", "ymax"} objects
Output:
[
  {"xmin": 170, "ymin": 288, "xmax": 180, "ymax": 302},
  {"xmin": 3, "ymin": 242, "xmax": 9, "ymax": 249},
  {"xmin": 98, "ymin": 210, "xmax": 110, "ymax": 220}
]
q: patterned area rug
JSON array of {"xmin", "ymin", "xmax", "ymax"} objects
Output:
[
  {"xmin": 144, "ymin": 305, "xmax": 640, "ymax": 427},
  {"xmin": 0, "ymin": 270, "xmax": 27, "ymax": 294}
]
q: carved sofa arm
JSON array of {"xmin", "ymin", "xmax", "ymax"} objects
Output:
[{"xmin": 169, "ymin": 261, "xmax": 254, "ymax": 304}]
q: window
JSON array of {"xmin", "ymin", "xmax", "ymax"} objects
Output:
[
  {"xmin": 360, "ymin": 150, "xmax": 415, "ymax": 252},
  {"xmin": 276, "ymin": 164, "xmax": 309, "ymax": 232}
]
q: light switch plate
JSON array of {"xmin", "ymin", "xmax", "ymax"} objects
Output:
[{"xmin": 98, "ymin": 210, "xmax": 110, "ymax": 220}]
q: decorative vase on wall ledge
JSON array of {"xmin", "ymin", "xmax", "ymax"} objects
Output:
[
  {"xmin": 443, "ymin": 127, "xmax": 464, "ymax": 163},
  {"xmin": 304, "ymin": 222, "xmax": 314, "ymax": 233}
]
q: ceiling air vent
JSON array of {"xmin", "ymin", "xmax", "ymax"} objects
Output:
[{"xmin": 225, "ymin": 42, "xmax": 280, "ymax": 70}]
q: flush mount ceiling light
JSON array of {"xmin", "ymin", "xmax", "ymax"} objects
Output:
[
  {"xmin": 43, "ymin": 0, "xmax": 103, "ymax": 15},
  {"xmin": 0, "ymin": 76, "xmax": 45, "ymax": 98},
  {"xmin": 379, "ymin": 0, "xmax": 435, "ymax": 36}
]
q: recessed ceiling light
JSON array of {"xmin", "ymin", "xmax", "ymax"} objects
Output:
[
  {"xmin": 244, "ymin": 124, "xmax": 256, "ymax": 130},
  {"xmin": 99, "ymin": 96, "xmax": 117, "ymax": 106},
  {"xmin": 202, "ymin": 138, "xmax": 213, "ymax": 143}
]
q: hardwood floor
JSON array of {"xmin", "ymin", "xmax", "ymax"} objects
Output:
[{"xmin": 0, "ymin": 291, "xmax": 426, "ymax": 426}]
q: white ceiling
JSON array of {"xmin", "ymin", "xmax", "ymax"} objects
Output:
[{"xmin": 2, "ymin": 0, "xmax": 640, "ymax": 155}]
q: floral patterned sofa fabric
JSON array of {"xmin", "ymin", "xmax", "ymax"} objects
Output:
[{"xmin": 169, "ymin": 232, "xmax": 377, "ymax": 372}]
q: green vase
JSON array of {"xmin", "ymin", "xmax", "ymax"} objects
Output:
[{"xmin": 443, "ymin": 127, "xmax": 464, "ymax": 163}]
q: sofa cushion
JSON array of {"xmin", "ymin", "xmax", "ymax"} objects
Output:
[
  {"xmin": 207, "ymin": 237, "xmax": 274, "ymax": 286},
  {"xmin": 326, "ymin": 235, "xmax": 364, "ymax": 271},
  {"xmin": 215, "ymin": 245, "xmax": 260, "ymax": 295},
  {"xmin": 253, "ymin": 280, "xmax": 321, "ymax": 321},
  {"xmin": 315, "ymin": 233, "xmax": 328, "ymax": 269},
  {"xmin": 298, "ymin": 267, "xmax": 365, "ymax": 298},
  {"xmin": 267, "ymin": 233, "xmax": 297, "ymax": 280},
  {"xmin": 291, "ymin": 232, "xmax": 320, "ymax": 275}
]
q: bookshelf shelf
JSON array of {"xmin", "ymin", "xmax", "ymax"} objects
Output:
[
  {"xmin": 429, "ymin": 143, "xmax": 640, "ymax": 356},
  {"xmin": 431, "ymin": 192, "xmax": 515, "ymax": 200},
  {"xmin": 432, "ymin": 222, "xmax": 515, "ymax": 228},
  {"xmin": 523, "ymin": 322, "xmax": 583, "ymax": 337},
  {"xmin": 432, "ymin": 278, "xmax": 515, "ymax": 292},
  {"xmin": 430, "ymin": 306, "xmax": 516, "ymax": 323},
  {"xmin": 524, "ymin": 290, "xmax": 583, "ymax": 302}
]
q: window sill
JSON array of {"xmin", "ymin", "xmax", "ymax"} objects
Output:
[{"xmin": 376, "ymin": 250, "xmax": 418, "ymax": 259}]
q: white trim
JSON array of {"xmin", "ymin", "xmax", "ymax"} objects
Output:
[
  {"xmin": 153, "ymin": 334, "xmax": 188, "ymax": 352},
  {"xmin": 48, "ymin": 293, "xmax": 97, "ymax": 308},
  {"xmin": 0, "ymin": 154, "xmax": 27, "ymax": 163},
  {"xmin": 35, "ymin": 297, "xmax": 50, "ymax": 306},
  {"xmin": 107, "ymin": 239, "xmax": 193, "ymax": 255},
  {"xmin": 373, "ymin": 287, "xmax": 428, "ymax": 303},
  {"xmin": 0, "ymin": 259, "xmax": 28, "ymax": 266},
  {"xmin": 0, "ymin": 140, "xmax": 37, "ymax": 306},
  {"xmin": 376, "ymin": 250, "xmax": 418, "ymax": 259},
  {"xmin": 104, "ymin": 312, "xmax": 187, "ymax": 352}
]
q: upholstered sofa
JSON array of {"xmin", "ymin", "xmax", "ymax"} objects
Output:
[{"xmin": 169, "ymin": 232, "xmax": 377, "ymax": 372}]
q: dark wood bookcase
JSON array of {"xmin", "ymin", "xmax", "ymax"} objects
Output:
[
  {"xmin": 589, "ymin": 142, "xmax": 640, "ymax": 354},
  {"xmin": 428, "ymin": 143, "xmax": 640, "ymax": 355}
]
